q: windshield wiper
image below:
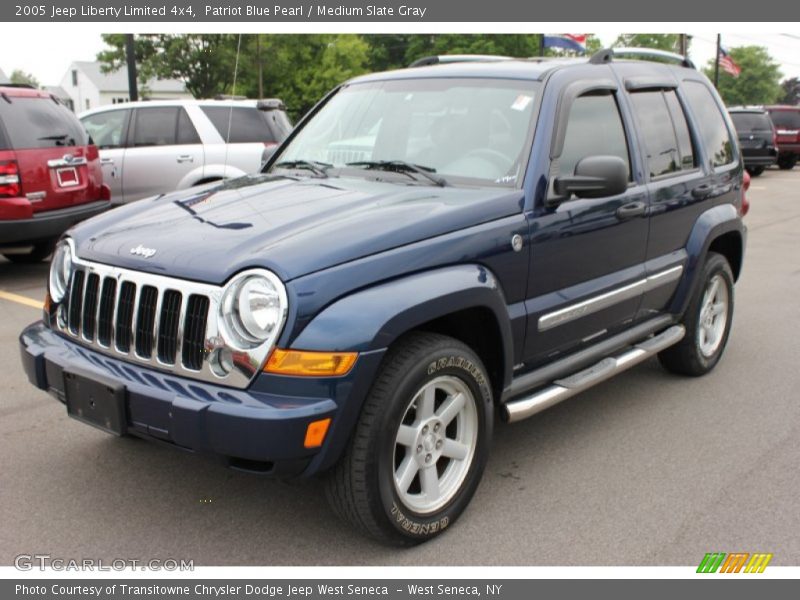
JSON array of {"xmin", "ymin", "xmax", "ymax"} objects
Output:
[
  {"xmin": 38, "ymin": 134, "xmax": 74, "ymax": 146},
  {"xmin": 273, "ymin": 159, "xmax": 332, "ymax": 178},
  {"xmin": 346, "ymin": 160, "xmax": 447, "ymax": 187}
]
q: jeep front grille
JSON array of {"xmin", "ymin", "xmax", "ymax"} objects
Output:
[
  {"xmin": 63, "ymin": 266, "xmax": 209, "ymax": 372},
  {"xmin": 53, "ymin": 245, "xmax": 283, "ymax": 389}
]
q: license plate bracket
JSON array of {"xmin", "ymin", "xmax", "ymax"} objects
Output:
[
  {"xmin": 64, "ymin": 369, "xmax": 127, "ymax": 436},
  {"xmin": 56, "ymin": 167, "xmax": 79, "ymax": 188}
]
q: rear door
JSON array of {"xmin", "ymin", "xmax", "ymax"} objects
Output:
[
  {"xmin": 730, "ymin": 111, "xmax": 775, "ymax": 161},
  {"xmin": 619, "ymin": 76, "xmax": 701, "ymax": 314},
  {"xmin": 0, "ymin": 94, "xmax": 94, "ymax": 213},
  {"xmin": 122, "ymin": 106, "xmax": 203, "ymax": 202},
  {"xmin": 81, "ymin": 108, "xmax": 131, "ymax": 203}
]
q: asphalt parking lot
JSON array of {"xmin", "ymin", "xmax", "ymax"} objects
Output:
[{"xmin": 1, "ymin": 168, "xmax": 799, "ymax": 567}]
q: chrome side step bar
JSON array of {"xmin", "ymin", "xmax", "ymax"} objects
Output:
[{"xmin": 503, "ymin": 325, "xmax": 685, "ymax": 423}]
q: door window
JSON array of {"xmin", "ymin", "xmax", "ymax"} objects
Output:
[
  {"xmin": 560, "ymin": 93, "xmax": 630, "ymax": 177},
  {"xmin": 132, "ymin": 107, "xmax": 200, "ymax": 147},
  {"xmin": 629, "ymin": 90, "xmax": 695, "ymax": 178},
  {"xmin": 82, "ymin": 109, "xmax": 129, "ymax": 149}
]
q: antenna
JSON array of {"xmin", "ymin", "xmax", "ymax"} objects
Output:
[{"xmin": 222, "ymin": 34, "xmax": 243, "ymax": 178}]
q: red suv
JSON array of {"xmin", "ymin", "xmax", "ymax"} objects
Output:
[
  {"xmin": 765, "ymin": 105, "xmax": 800, "ymax": 170},
  {"xmin": 0, "ymin": 86, "xmax": 110, "ymax": 263}
]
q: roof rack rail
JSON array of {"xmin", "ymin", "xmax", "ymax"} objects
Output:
[
  {"xmin": 589, "ymin": 47, "xmax": 696, "ymax": 69},
  {"xmin": 0, "ymin": 83, "xmax": 38, "ymax": 89},
  {"xmin": 408, "ymin": 54, "xmax": 513, "ymax": 68}
]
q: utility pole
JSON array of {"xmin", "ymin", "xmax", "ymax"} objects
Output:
[
  {"xmin": 679, "ymin": 34, "xmax": 688, "ymax": 56},
  {"xmin": 714, "ymin": 33, "xmax": 721, "ymax": 88},
  {"xmin": 125, "ymin": 34, "xmax": 138, "ymax": 102},
  {"xmin": 539, "ymin": 34, "xmax": 545, "ymax": 57},
  {"xmin": 256, "ymin": 35, "xmax": 263, "ymax": 99}
]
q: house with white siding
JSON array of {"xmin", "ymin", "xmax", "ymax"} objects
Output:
[{"xmin": 59, "ymin": 61, "xmax": 191, "ymax": 112}]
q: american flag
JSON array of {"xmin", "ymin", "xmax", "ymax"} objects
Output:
[{"xmin": 718, "ymin": 47, "xmax": 741, "ymax": 77}]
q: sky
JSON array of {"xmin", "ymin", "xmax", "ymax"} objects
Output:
[{"xmin": 0, "ymin": 31, "xmax": 799, "ymax": 87}]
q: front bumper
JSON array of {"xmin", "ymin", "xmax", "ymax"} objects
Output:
[
  {"xmin": 0, "ymin": 200, "xmax": 109, "ymax": 246},
  {"xmin": 20, "ymin": 321, "xmax": 383, "ymax": 477}
]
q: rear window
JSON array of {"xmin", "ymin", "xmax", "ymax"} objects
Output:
[
  {"xmin": 0, "ymin": 95, "xmax": 88, "ymax": 150},
  {"xmin": 201, "ymin": 106, "xmax": 289, "ymax": 143},
  {"xmin": 682, "ymin": 82, "xmax": 735, "ymax": 168},
  {"xmin": 730, "ymin": 112, "xmax": 773, "ymax": 132},
  {"xmin": 767, "ymin": 110, "xmax": 800, "ymax": 130}
]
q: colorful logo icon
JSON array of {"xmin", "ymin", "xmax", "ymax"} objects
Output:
[{"xmin": 697, "ymin": 552, "xmax": 773, "ymax": 573}]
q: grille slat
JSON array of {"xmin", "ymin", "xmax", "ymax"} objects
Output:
[
  {"xmin": 97, "ymin": 278, "xmax": 117, "ymax": 347},
  {"xmin": 81, "ymin": 273, "xmax": 100, "ymax": 341},
  {"xmin": 67, "ymin": 270, "xmax": 85, "ymax": 335},
  {"xmin": 115, "ymin": 281, "xmax": 136, "ymax": 353},
  {"xmin": 157, "ymin": 290, "xmax": 182, "ymax": 364},
  {"xmin": 182, "ymin": 295, "xmax": 209, "ymax": 371},
  {"xmin": 134, "ymin": 286, "xmax": 159, "ymax": 358}
]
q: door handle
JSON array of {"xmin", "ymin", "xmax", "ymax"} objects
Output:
[
  {"xmin": 691, "ymin": 184, "xmax": 713, "ymax": 199},
  {"xmin": 177, "ymin": 155, "xmax": 194, "ymax": 163},
  {"xmin": 100, "ymin": 158, "xmax": 115, "ymax": 165},
  {"xmin": 616, "ymin": 201, "xmax": 647, "ymax": 220}
]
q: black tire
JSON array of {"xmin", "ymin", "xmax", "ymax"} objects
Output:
[
  {"xmin": 3, "ymin": 240, "xmax": 56, "ymax": 264},
  {"xmin": 658, "ymin": 252, "xmax": 734, "ymax": 377},
  {"xmin": 326, "ymin": 331, "xmax": 493, "ymax": 546},
  {"xmin": 746, "ymin": 166, "xmax": 765, "ymax": 177},
  {"xmin": 777, "ymin": 155, "xmax": 797, "ymax": 170}
]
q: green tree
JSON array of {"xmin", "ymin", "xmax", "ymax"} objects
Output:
[
  {"xmin": 10, "ymin": 69, "xmax": 39, "ymax": 88},
  {"xmin": 780, "ymin": 77, "xmax": 800, "ymax": 105},
  {"xmin": 613, "ymin": 34, "xmax": 687, "ymax": 53},
  {"xmin": 98, "ymin": 34, "xmax": 240, "ymax": 98},
  {"xmin": 703, "ymin": 46, "xmax": 782, "ymax": 106}
]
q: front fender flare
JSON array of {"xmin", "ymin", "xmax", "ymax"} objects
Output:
[{"xmin": 291, "ymin": 264, "xmax": 515, "ymax": 387}]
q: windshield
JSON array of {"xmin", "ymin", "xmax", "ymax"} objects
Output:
[{"xmin": 273, "ymin": 77, "xmax": 540, "ymax": 187}]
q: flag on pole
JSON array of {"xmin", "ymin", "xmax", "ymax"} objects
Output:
[
  {"xmin": 543, "ymin": 34, "xmax": 588, "ymax": 54},
  {"xmin": 718, "ymin": 46, "xmax": 741, "ymax": 77}
]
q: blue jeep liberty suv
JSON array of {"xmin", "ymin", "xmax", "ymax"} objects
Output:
[{"xmin": 20, "ymin": 48, "xmax": 747, "ymax": 545}]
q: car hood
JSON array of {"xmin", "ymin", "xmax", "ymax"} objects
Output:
[{"xmin": 71, "ymin": 175, "xmax": 524, "ymax": 284}]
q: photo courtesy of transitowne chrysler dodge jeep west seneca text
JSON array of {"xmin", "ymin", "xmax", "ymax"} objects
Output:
[{"xmin": 20, "ymin": 48, "xmax": 748, "ymax": 545}]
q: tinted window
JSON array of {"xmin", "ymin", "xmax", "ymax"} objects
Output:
[
  {"xmin": 730, "ymin": 112, "xmax": 773, "ymax": 132},
  {"xmin": 176, "ymin": 108, "xmax": 201, "ymax": 145},
  {"xmin": 201, "ymin": 106, "xmax": 283, "ymax": 143},
  {"xmin": 560, "ymin": 93, "xmax": 630, "ymax": 178},
  {"xmin": 82, "ymin": 109, "xmax": 129, "ymax": 149},
  {"xmin": 0, "ymin": 96, "xmax": 88, "ymax": 150},
  {"xmin": 664, "ymin": 92, "xmax": 695, "ymax": 170},
  {"xmin": 133, "ymin": 107, "xmax": 178, "ymax": 146},
  {"xmin": 629, "ymin": 90, "xmax": 695, "ymax": 177},
  {"xmin": 682, "ymin": 82, "xmax": 734, "ymax": 168},
  {"xmin": 767, "ymin": 109, "xmax": 800, "ymax": 130}
]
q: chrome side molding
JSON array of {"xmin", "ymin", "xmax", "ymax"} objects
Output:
[{"xmin": 538, "ymin": 265, "xmax": 683, "ymax": 332}]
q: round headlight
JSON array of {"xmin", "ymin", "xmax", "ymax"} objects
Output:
[
  {"xmin": 49, "ymin": 240, "xmax": 73, "ymax": 303},
  {"xmin": 220, "ymin": 272, "xmax": 286, "ymax": 349}
]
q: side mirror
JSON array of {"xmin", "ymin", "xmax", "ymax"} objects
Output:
[{"xmin": 552, "ymin": 155, "xmax": 629, "ymax": 201}]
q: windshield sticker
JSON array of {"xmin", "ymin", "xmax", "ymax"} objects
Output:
[{"xmin": 511, "ymin": 95, "xmax": 533, "ymax": 111}]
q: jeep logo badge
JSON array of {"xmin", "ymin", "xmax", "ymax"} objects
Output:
[{"xmin": 130, "ymin": 244, "xmax": 157, "ymax": 259}]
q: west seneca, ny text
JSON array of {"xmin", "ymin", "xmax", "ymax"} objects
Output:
[{"xmin": 23, "ymin": 3, "xmax": 429, "ymax": 19}]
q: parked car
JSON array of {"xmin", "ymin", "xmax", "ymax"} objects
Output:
[
  {"xmin": 0, "ymin": 85, "xmax": 110, "ymax": 262},
  {"xmin": 21, "ymin": 49, "xmax": 747, "ymax": 545},
  {"xmin": 80, "ymin": 98, "xmax": 292, "ymax": 204},
  {"xmin": 764, "ymin": 104, "xmax": 800, "ymax": 170},
  {"xmin": 728, "ymin": 107, "xmax": 778, "ymax": 176}
]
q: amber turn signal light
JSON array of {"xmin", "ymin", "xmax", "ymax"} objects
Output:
[
  {"xmin": 304, "ymin": 418, "xmax": 332, "ymax": 449},
  {"xmin": 264, "ymin": 349, "xmax": 358, "ymax": 377}
]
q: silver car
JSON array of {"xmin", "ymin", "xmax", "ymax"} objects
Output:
[{"xmin": 79, "ymin": 99, "xmax": 292, "ymax": 204}]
